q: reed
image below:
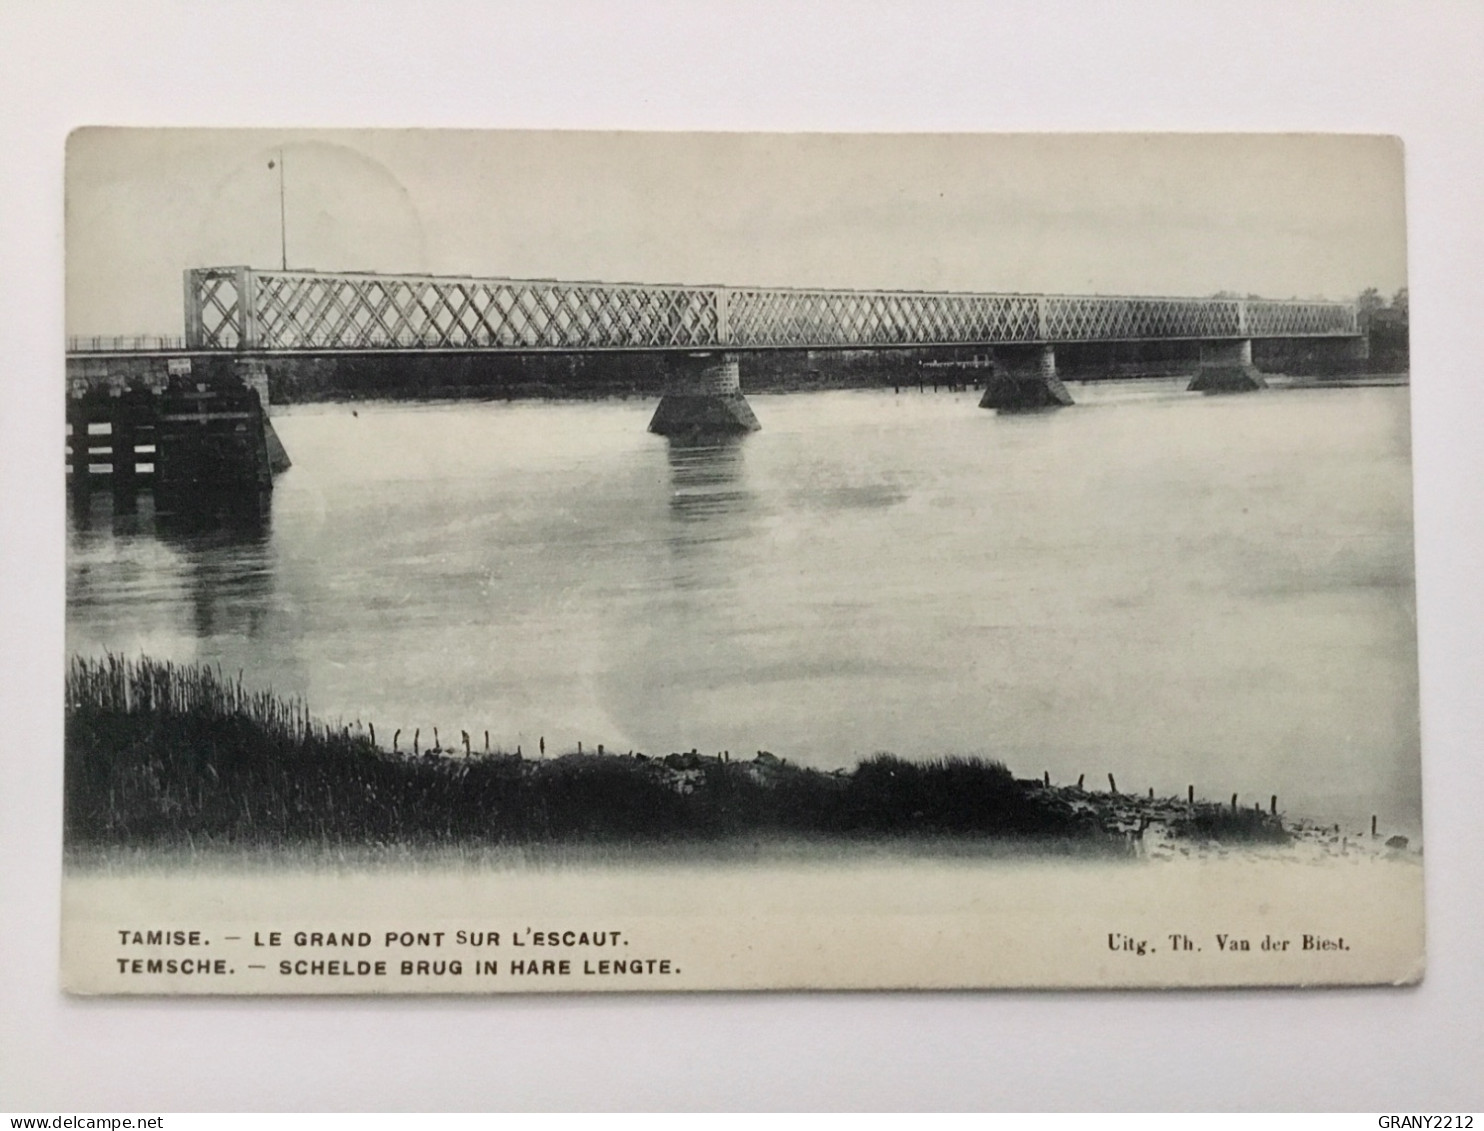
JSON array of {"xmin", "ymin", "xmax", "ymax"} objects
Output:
[
  {"xmin": 1170, "ymin": 802, "xmax": 1290, "ymax": 844},
  {"xmin": 63, "ymin": 654, "xmax": 1234, "ymax": 851}
]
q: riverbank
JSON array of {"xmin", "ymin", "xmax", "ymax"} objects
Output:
[
  {"xmin": 1270, "ymin": 372, "xmax": 1410, "ymax": 389},
  {"xmin": 67, "ymin": 654, "xmax": 1296, "ymax": 854},
  {"xmin": 243, "ymin": 346, "xmax": 1401, "ymax": 405}
]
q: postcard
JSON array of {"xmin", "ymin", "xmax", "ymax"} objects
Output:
[{"xmin": 62, "ymin": 129, "xmax": 1420, "ymax": 993}]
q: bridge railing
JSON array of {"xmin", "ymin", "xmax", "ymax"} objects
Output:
[
  {"xmin": 184, "ymin": 267, "xmax": 1359, "ymax": 352},
  {"xmin": 1245, "ymin": 300, "xmax": 1357, "ymax": 337},
  {"xmin": 67, "ymin": 335, "xmax": 188, "ymax": 353},
  {"xmin": 187, "ymin": 267, "xmax": 721, "ymax": 352},
  {"xmin": 725, "ymin": 289, "xmax": 1045, "ymax": 346},
  {"xmin": 725, "ymin": 291, "xmax": 1255, "ymax": 345}
]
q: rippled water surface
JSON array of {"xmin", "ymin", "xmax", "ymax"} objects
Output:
[{"xmin": 67, "ymin": 380, "xmax": 1420, "ymax": 835}]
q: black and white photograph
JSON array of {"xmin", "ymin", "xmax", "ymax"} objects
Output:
[
  {"xmin": 57, "ymin": 129, "xmax": 1423, "ymax": 994},
  {"xmin": 9, "ymin": 0, "xmax": 1484, "ymax": 1114}
]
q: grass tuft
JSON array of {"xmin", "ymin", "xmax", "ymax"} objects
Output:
[{"xmin": 65, "ymin": 654, "xmax": 1097, "ymax": 850}]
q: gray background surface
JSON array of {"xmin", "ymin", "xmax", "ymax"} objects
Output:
[{"xmin": 2, "ymin": 0, "xmax": 1481, "ymax": 1111}]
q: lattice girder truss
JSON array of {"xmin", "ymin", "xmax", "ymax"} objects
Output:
[{"xmin": 185, "ymin": 268, "xmax": 1359, "ymax": 352}]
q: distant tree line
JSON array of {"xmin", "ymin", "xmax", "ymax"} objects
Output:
[
  {"xmin": 1215, "ymin": 286, "xmax": 1409, "ymax": 374},
  {"xmin": 1358, "ymin": 287, "xmax": 1409, "ymax": 372}
]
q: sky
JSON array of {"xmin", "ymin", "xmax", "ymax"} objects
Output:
[{"xmin": 65, "ymin": 129, "xmax": 1408, "ymax": 336}]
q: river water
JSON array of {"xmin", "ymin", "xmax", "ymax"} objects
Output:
[{"xmin": 66, "ymin": 380, "xmax": 1421, "ymax": 837}]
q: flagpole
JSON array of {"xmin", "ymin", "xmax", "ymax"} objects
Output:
[{"xmin": 277, "ymin": 148, "xmax": 287, "ymax": 271}]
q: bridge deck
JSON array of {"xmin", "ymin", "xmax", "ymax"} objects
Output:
[{"xmin": 93, "ymin": 267, "xmax": 1362, "ymax": 355}]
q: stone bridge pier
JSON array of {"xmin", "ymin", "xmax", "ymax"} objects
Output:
[
  {"xmin": 235, "ymin": 358, "xmax": 272, "ymax": 409},
  {"xmin": 979, "ymin": 345, "xmax": 1075, "ymax": 411},
  {"xmin": 648, "ymin": 352, "xmax": 761, "ymax": 437},
  {"xmin": 1189, "ymin": 339, "xmax": 1266, "ymax": 393},
  {"xmin": 234, "ymin": 359, "xmax": 292, "ymax": 472}
]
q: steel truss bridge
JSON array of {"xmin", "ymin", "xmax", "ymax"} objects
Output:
[{"xmin": 178, "ymin": 266, "xmax": 1358, "ymax": 354}]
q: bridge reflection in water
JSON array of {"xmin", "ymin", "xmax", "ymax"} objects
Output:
[
  {"xmin": 68, "ymin": 489, "xmax": 277, "ymax": 645},
  {"xmin": 666, "ymin": 438, "xmax": 751, "ymax": 525},
  {"xmin": 662, "ymin": 437, "xmax": 760, "ymax": 600}
]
